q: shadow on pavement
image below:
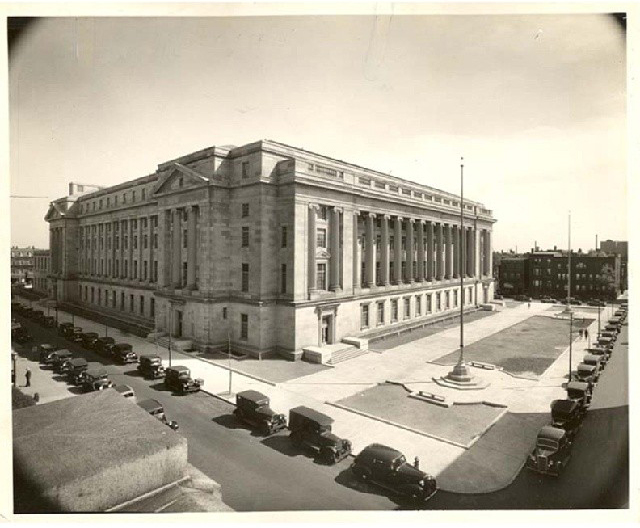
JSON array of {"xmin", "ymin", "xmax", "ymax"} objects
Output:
[
  {"xmin": 260, "ymin": 434, "xmax": 309, "ymax": 459},
  {"xmin": 123, "ymin": 369, "xmax": 143, "ymax": 378},
  {"xmin": 333, "ymin": 467, "xmax": 418, "ymax": 510},
  {"xmin": 210, "ymin": 414, "xmax": 270, "ymax": 439}
]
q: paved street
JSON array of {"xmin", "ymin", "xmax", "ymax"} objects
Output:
[{"xmin": 12, "ymin": 302, "xmax": 628, "ymax": 510}]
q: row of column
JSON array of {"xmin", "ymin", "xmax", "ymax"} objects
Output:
[
  {"xmin": 307, "ymin": 205, "xmax": 492, "ymax": 295},
  {"xmin": 50, "ymin": 227, "xmax": 64, "ymax": 274},
  {"xmin": 162, "ymin": 205, "xmax": 199, "ymax": 290}
]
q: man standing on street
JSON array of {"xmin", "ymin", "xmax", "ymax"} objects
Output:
[{"xmin": 25, "ymin": 367, "xmax": 32, "ymax": 388}]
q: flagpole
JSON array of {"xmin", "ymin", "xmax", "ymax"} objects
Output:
[{"xmin": 459, "ymin": 157, "xmax": 465, "ymax": 366}]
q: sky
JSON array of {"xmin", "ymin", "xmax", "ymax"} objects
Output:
[{"xmin": 9, "ymin": 14, "xmax": 627, "ymax": 252}]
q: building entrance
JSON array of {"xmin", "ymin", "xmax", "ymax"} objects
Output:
[{"xmin": 321, "ymin": 315, "xmax": 332, "ymax": 345}]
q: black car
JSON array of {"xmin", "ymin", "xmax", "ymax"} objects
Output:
[
  {"xmin": 550, "ymin": 399, "xmax": 584, "ymax": 441},
  {"xmin": 64, "ymin": 357, "xmax": 89, "ymax": 382},
  {"xmin": 37, "ymin": 343, "xmax": 59, "ymax": 363},
  {"xmin": 42, "ymin": 315, "xmax": 57, "ymax": 328},
  {"xmin": 138, "ymin": 399, "xmax": 179, "ymax": 430},
  {"xmin": 514, "ymin": 295, "xmax": 532, "ymax": 302},
  {"xmin": 540, "ymin": 297, "xmax": 556, "ymax": 303},
  {"xmin": 566, "ymin": 380, "xmax": 592, "ymax": 410},
  {"xmin": 137, "ymin": 354, "xmax": 166, "ymax": 379},
  {"xmin": 81, "ymin": 367, "xmax": 114, "ymax": 392},
  {"xmin": 11, "ymin": 325, "xmax": 31, "ymax": 344},
  {"xmin": 234, "ymin": 390, "xmax": 287, "ymax": 435},
  {"xmin": 80, "ymin": 332, "xmax": 100, "ymax": 349},
  {"xmin": 525, "ymin": 425, "xmax": 572, "ymax": 477},
  {"xmin": 111, "ymin": 343, "xmax": 138, "ymax": 364},
  {"xmin": 58, "ymin": 322, "xmax": 74, "ymax": 337},
  {"xmin": 351, "ymin": 443, "xmax": 437, "ymax": 502},
  {"xmin": 575, "ymin": 363, "xmax": 598, "ymax": 385},
  {"xmin": 94, "ymin": 336, "xmax": 116, "ymax": 356},
  {"xmin": 288, "ymin": 406, "xmax": 352, "ymax": 464},
  {"xmin": 587, "ymin": 300, "xmax": 606, "ymax": 307},
  {"xmin": 67, "ymin": 327, "xmax": 84, "ymax": 344},
  {"xmin": 50, "ymin": 349, "xmax": 74, "ymax": 371},
  {"xmin": 164, "ymin": 366, "xmax": 203, "ymax": 394}
]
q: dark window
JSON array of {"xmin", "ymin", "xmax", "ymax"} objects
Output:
[
  {"xmin": 130, "ymin": 294, "xmax": 134, "ymax": 312},
  {"xmin": 242, "ymin": 161, "xmax": 250, "ymax": 178},
  {"xmin": 241, "ymin": 263, "xmax": 249, "ymax": 292},
  {"xmin": 150, "ymin": 297, "xmax": 155, "ymax": 316},
  {"xmin": 140, "ymin": 296, "xmax": 144, "ymax": 316},
  {"xmin": 361, "ymin": 304, "xmax": 370, "ymax": 329},
  {"xmin": 241, "ymin": 203, "xmax": 250, "ymax": 217},
  {"xmin": 240, "ymin": 314, "xmax": 248, "ymax": 340},
  {"xmin": 281, "ymin": 226, "xmax": 288, "ymax": 248},
  {"xmin": 317, "ymin": 263, "xmax": 327, "ymax": 290},
  {"xmin": 281, "ymin": 264, "xmax": 287, "ymax": 293},
  {"xmin": 242, "ymin": 227, "xmax": 250, "ymax": 248},
  {"xmin": 317, "ymin": 228, "xmax": 327, "ymax": 248},
  {"xmin": 222, "ymin": 307, "xmax": 227, "ymax": 319}
]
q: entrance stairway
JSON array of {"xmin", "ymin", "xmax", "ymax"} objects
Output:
[
  {"xmin": 147, "ymin": 332, "xmax": 193, "ymax": 352},
  {"xmin": 326, "ymin": 346, "xmax": 370, "ymax": 366}
]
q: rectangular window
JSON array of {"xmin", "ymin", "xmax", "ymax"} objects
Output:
[
  {"xmin": 427, "ymin": 294, "xmax": 432, "ymax": 314},
  {"xmin": 453, "ymin": 290, "xmax": 458, "ymax": 307},
  {"xmin": 124, "ymin": 261, "xmax": 128, "ymax": 277},
  {"xmin": 133, "ymin": 261, "xmax": 138, "ymax": 279},
  {"xmin": 361, "ymin": 304, "xmax": 370, "ymax": 329},
  {"xmin": 281, "ymin": 264, "xmax": 287, "ymax": 294},
  {"xmin": 415, "ymin": 296, "xmax": 422, "ymax": 316},
  {"xmin": 150, "ymin": 297, "xmax": 155, "ymax": 317},
  {"xmin": 317, "ymin": 228, "xmax": 327, "ymax": 248},
  {"xmin": 153, "ymin": 233, "xmax": 158, "ymax": 249},
  {"xmin": 318, "ymin": 205, "xmax": 328, "ymax": 220},
  {"xmin": 404, "ymin": 298, "xmax": 411, "ymax": 319},
  {"xmin": 281, "ymin": 226, "xmax": 288, "ymax": 248},
  {"xmin": 317, "ymin": 263, "xmax": 327, "ymax": 290},
  {"xmin": 113, "ymin": 291, "xmax": 117, "ymax": 308},
  {"xmin": 240, "ymin": 314, "xmax": 249, "ymax": 340},
  {"xmin": 143, "ymin": 261, "xmax": 148, "ymax": 280},
  {"xmin": 142, "ymin": 189, "xmax": 146, "ymax": 201},
  {"xmin": 98, "ymin": 289, "xmax": 101, "ymax": 305},
  {"xmin": 222, "ymin": 307, "xmax": 227, "ymax": 319},
  {"xmin": 182, "ymin": 262, "xmax": 188, "ymax": 285},
  {"xmin": 391, "ymin": 299, "xmax": 399, "ymax": 322},
  {"xmin": 377, "ymin": 301, "xmax": 385, "ymax": 326},
  {"xmin": 153, "ymin": 261, "xmax": 158, "ymax": 282},
  {"xmin": 140, "ymin": 296, "xmax": 145, "ymax": 316},
  {"xmin": 242, "ymin": 227, "xmax": 250, "ymax": 248},
  {"xmin": 242, "ymin": 161, "xmax": 250, "ymax": 178},
  {"xmin": 183, "ymin": 230, "xmax": 188, "ymax": 249},
  {"xmin": 241, "ymin": 263, "xmax": 249, "ymax": 292},
  {"xmin": 241, "ymin": 203, "xmax": 250, "ymax": 217},
  {"xmin": 120, "ymin": 292, "xmax": 125, "ymax": 309},
  {"xmin": 436, "ymin": 292, "xmax": 441, "ymax": 311},
  {"xmin": 133, "ymin": 236, "xmax": 138, "ymax": 249},
  {"xmin": 130, "ymin": 294, "xmax": 134, "ymax": 312},
  {"xmin": 144, "ymin": 235, "xmax": 148, "ymax": 249}
]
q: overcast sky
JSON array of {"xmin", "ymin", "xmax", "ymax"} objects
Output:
[{"xmin": 9, "ymin": 14, "xmax": 626, "ymax": 252}]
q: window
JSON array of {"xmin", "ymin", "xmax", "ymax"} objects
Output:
[
  {"xmin": 436, "ymin": 292, "xmax": 441, "ymax": 311},
  {"xmin": 133, "ymin": 190, "xmax": 137, "ymax": 202},
  {"xmin": 183, "ymin": 230, "xmax": 188, "ymax": 248},
  {"xmin": 317, "ymin": 263, "xmax": 327, "ymax": 290},
  {"xmin": 133, "ymin": 236, "xmax": 138, "ymax": 249},
  {"xmin": 142, "ymin": 189, "xmax": 146, "ymax": 201},
  {"xmin": 140, "ymin": 296, "xmax": 145, "ymax": 316},
  {"xmin": 361, "ymin": 304, "xmax": 370, "ymax": 329},
  {"xmin": 222, "ymin": 307, "xmax": 227, "ymax": 319},
  {"xmin": 124, "ymin": 261, "xmax": 128, "ymax": 277},
  {"xmin": 91, "ymin": 287, "xmax": 95, "ymax": 303},
  {"xmin": 427, "ymin": 294, "xmax": 432, "ymax": 314},
  {"xmin": 241, "ymin": 263, "xmax": 249, "ymax": 292},
  {"xmin": 281, "ymin": 226, "xmax": 288, "ymax": 248},
  {"xmin": 242, "ymin": 161, "xmax": 250, "ymax": 178},
  {"xmin": 242, "ymin": 227, "xmax": 250, "ymax": 248},
  {"xmin": 133, "ymin": 261, "xmax": 138, "ymax": 279},
  {"xmin": 144, "ymin": 235, "xmax": 148, "ymax": 249},
  {"xmin": 130, "ymin": 294, "xmax": 134, "ymax": 312},
  {"xmin": 391, "ymin": 299, "xmax": 399, "ymax": 322},
  {"xmin": 153, "ymin": 233, "xmax": 158, "ymax": 249},
  {"xmin": 99, "ymin": 199, "xmax": 103, "ymax": 210},
  {"xmin": 113, "ymin": 291, "xmax": 117, "ymax": 308},
  {"xmin": 153, "ymin": 261, "xmax": 158, "ymax": 282},
  {"xmin": 377, "ymin": 301, "xmax": 385, "ymax": 326},
  {"xmin": 415, "ymin": 296, "xmax": 422, "ymax": 316},
  {"xmin": 241, "ymin": 203, "xmax": 250, "ymax": 217},
  {"xmin": 121, "ymin": 292, "xmax": 125, "ymax": 309},
  {"xmin": 281, "ymin": 264, "xmax": 287, "ymax": 294},
  {"xmin": 182, "ymin": 262, "xmax": 188, "ymax": 285},
  {"xmin": 404, "ymin": 298, "xmax": 411, "ymax": 319},
  {"xmin": 318, "ymin": 205, "xmax": 328, "ymax": 220},
  {"xmin": 150, "ymin": 297, "xmax": 155, "ymax": 317},
  {"xmin": 143, "ymin": 261, "xmax": 148, "ymax": 280},
  {"xmin": 453, "ymin": 290, "xmax": 458, "ymax": 307},
  {"xmin": 240, "ymin": 314, "xmax": 249, "ymax": 340},
  {"xmin": 317, "ymin": 228, "xmax": 327, "ymax": 248}
]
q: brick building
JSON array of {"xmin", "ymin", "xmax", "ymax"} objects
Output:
[
  {"xmin": 46, "ymin": 140, "xmax": 496, "ymax": 359},
  {"xmin": 11, "ymin": 246, "xmax": 36, "ymax": 284},
  {"xmin": 599, "ymin": 239, "xmax": 628, "ymax": 291},
  {"xmin": 32, "ymin": 249, "xmax": 51, "ymax": 295}
]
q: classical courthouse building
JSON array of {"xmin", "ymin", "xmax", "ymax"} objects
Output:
[{"xmin": 46, "ymin": 140, "xmax": 495, "ymax": 359}]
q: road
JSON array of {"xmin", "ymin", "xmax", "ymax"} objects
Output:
[{"xmin": 12, "ymin": 312, "xmax": 628, "ymax": 510}]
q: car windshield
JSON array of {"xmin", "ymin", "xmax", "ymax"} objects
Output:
[{"xmin": 537, "ymin": 439, "xmax": 558, "ymax": 450}]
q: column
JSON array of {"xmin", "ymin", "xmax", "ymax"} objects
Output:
[
  {"xmin": 161, "ymin": 210, "xmax": 171, "ymax": 288},
  {"xmin": 138, "ymin": 217, "xmax": 144, "ymax": 281},
  {"xmin": 472, "ymin": 227, "xmax": 478, "ymax": 277},
  {"xmin": 112, "ymin": 221, "xmax": 117, "ymax": 278},
  {"xmin": 406, "ymin": 218, "xmax": 414, "ymax": 283},
  {"xmin": 416, "ymin": 220, "xmax": 425, "ymax": 282},
  {"xmin": 380, "ymin": 214, "xmax": 390, "ymax": 286},
  {"xmin": 128, "ymin": 219, "xmax": 134, "ymax": 279},
  {"xmin": 436, "ymin": 222, "xmax": 443, "ymax": 280},
  {"xmin": 172, "ymin": 209, "xmax": 182, "ymax": 287},
  {"xmin": 452, "ymin": 225, "xmax": 458, "ymax": 278},
  {"xmin": 148, "ymin": 215, "xmax": 154, "ymax": 283},
  {"xmin": 487, "ymin": 230, "xmax": 493, "ymax": 277},
  {"xmin": 308, "ymin": 204, "xmax": 318, "ymax": 294},
  {"xmin": 394, "ymin": 216, "xmax": 402, "ymax": 284},
  {"xmin": 365, "ymin": 212, "xmax": 376, "ymax": 288},
  {"xmin": 352, "ymin": 211, "xmax": 360, "ymax": 290},
  {"xmin": 426, "ymin": 221, "xmax": 433, "ymax": 282},
  {"xmin": 466, "ymin": 226, "xmax": 473, "ymax": 277},
  {"xmin": 444, "ymin": 223, "xmax": 452, "ymax": 279},
  {"xmin": 330, "ymin": 207, "xmax": 342, "ymax": 292},
  {"xmin": 187, "ymin": 206, "xmax": 197, "ymax": 289}
]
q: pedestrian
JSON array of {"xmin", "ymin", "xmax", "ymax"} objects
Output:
[
  {"xmin": 414, "ymin": 456, "xmax": 420, "ymax": 470},
  {"xmin": 579, "ymin": 329, "xmax": 584, "ymax": 339},
  {"xmin": 25, "ymin": 367, "xmax": 32, "ymax": 388},
  {"xmin": 585, "ymin": 329, "xmax": 589, "ymax": 340}
]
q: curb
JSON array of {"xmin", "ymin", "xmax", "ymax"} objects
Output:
[
  {"xmin": 175, "ymin": 352, "xmax": 277, "ymax": 387},
  {"xmin": 325, "ymin": 401, "xmax": 469, "ymax": 450}
]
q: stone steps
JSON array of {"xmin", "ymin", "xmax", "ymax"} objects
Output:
[{"xmin": 327, "ymin": 346, "xmax": 370, "ymax": 366}]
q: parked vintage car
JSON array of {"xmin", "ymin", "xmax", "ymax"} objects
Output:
[
  {"xmin": 80, "ymin": 332, "xmax": 100, "ymax": 349},
  {"xmin": 575, "ymin": 363, "xmax": 598, "ymax": 385},
  {"xmin": 584, "ymin": 347, "xmax": 609, "ymax": 366},
  {"xmin": 605, "ymin": 323, "xmax": 621, "ymax": 334},
  {"xmin": 550, "ymin": 399, "xmax": 584, "ymax": 441},
  {"xmin": 587, "ymin": 299, "xmax": 606, "ymax": 307},
  {"xmin": 137, "ymin": 399, "xmax": 179, "ymax": 430},
  {"xmin": 81, "ymin": 367, "xmax": 114, "ymax": 392},
  {"xmin": 597, "ymin": 336, "xmax": 614, "ymax": 349},
  {"xmin": 514, "ymin": 295, "xmax": 532, "ymax": 302},
  {"xmin": 234, "ymin": 390, "xmax": 287, "ymax": 435},
  {"xmin": 67, "ymin": 327, "xmax": 84, "ymax": 344},
  {"xmin": 288, "ymin": 406, "xmax": 352, "ymax": 464},
  {"xmin": 351, "ymin": 443, "xmax": 438, "ymax": 502},
  {"xmin": 31, "ymin": 310, "xmax": 45, "ymax": 324},
  {"xmin": 50, "ymin": 349, "xmax": 74, "ymax": 371},
  {"xmin": 137, "ymin": 354, "xmax": 166, "ymax": 379},
  {"xmin": 566, "ymin": 380, "xmax": 592, "ymax": 410},
  {"xmin": 113, "ymin": 384, "xmax": 136, "ymax": 401},
  {"xmin": 111, "ymin": 343, "xmax": 138, "ymax": 364},
  {"xmin": 64, "ymin": 357, "xmax": 89, "ymax": 382},
  {"xmin": 42, "ymin": 315, "xmax": 57, "ymax": 328},
  {"xmin": 600, "ymin": 330, "xmax": 617, "ymax": 340},
  {"xmin": 582, "ymin": 354, "xmax": 603, "ymax": 379},
  {"xmin": 94, "ymin": 336, "xmax": 116, "ymax": 356},
  {"xmin": 540, "ymin": 297, "xmax": 556, "ymax": 304},
  {"xmin": 164, "ymin": 366, "xmax": 203, "ymax": 394},
  {"xmin": 525, "ymin": 425, "xmax": 572, "ymax": 477},
  {"xmin": 58, "ymin": 322, "xmax": 74, "ymax": 337},
  {"xmin": 37, "ymin": 343, "xmax": 59, "ymax": 363},
  {"xmin": 11, "ymin": 325, "xmax": 31, "ymax": 344}
]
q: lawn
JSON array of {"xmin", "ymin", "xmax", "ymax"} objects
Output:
[
  {"xmin": 436, "ymin": 315, "xmax": 593, "ymax": 377},
  {"xmin": 337, "ymin": 383, "xmax": 504, "ymax": 446}
]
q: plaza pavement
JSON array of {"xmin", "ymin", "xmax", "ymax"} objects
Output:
[{"xmin": 19, "ymin": 296, "xmax": 617, "ymax": 494}]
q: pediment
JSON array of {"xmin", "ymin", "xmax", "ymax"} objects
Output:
[
  {"xmin": 44, "ymin": 202, "xmax": 66, "ymax": 222},
  {"xmin": 153, "ymin": 163, "xmax": 209, "ymax": 196}
]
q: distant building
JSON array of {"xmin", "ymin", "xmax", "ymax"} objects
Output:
[
  {"xmin": 498, "ymin": 250, "xmax": 621, "ymax": 300},
  {"xmin": 10, "ymin": 246, "xmax": 36, "ymax": 284},
  {"xmin": 32, "ymin": 249, "xmax": 51, "ymax": 295},
  {"xmin": 599, "ymin": 239, "xmax": 628, "ymax": 291}
]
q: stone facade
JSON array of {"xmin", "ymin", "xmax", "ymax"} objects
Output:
[
  {"xmin": 32, "ymin": 249, "xmax": 50, "ymax": 294},
  {"xmin": 46, "ymin": 140, "xmax": 496, "ymax": 358},
  {"xmin": 11, "ymin": 246, "xmax": 36, "ymax": 284}
]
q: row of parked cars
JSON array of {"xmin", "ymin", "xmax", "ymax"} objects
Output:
[
  {"xmin": 526, "ymin": 301, "xmax": 627, "ymax": 476},
  {"xmin": 232, "ymin": 390, "xmax": 438, "ymax": 503}
]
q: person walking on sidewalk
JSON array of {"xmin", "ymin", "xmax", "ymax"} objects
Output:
[
  {"xmin": 25, "ymin": 368, "xmax": 32, "ymax": 388},
  {"xmin": 585, "ymin": 328, "xmax": 589, "ymax": 341},
  {"xmin": 414, "ymin": 456, "xmax": 420, "ymax": 470}
]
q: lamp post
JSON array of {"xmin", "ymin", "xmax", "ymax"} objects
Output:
[
  {"xmin": 563, "ymin": 212, "xmax": 573, "ymax": 314},
  {"xmin": 227, "ymin": 330, "xmax": 233, "ymax": 396},
  {"xmin": 568, "ymin": 311, "xmax": 573, "ymax": 381}
]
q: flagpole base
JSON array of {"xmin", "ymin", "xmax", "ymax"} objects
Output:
[{"xmin": 434, "ymin": 362, "xmax": 490, "ymax": 391}]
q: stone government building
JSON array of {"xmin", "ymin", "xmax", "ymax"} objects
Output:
[{"xmin": 46, "ymin": 140, "xmax": 496, "ymax": 359}]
